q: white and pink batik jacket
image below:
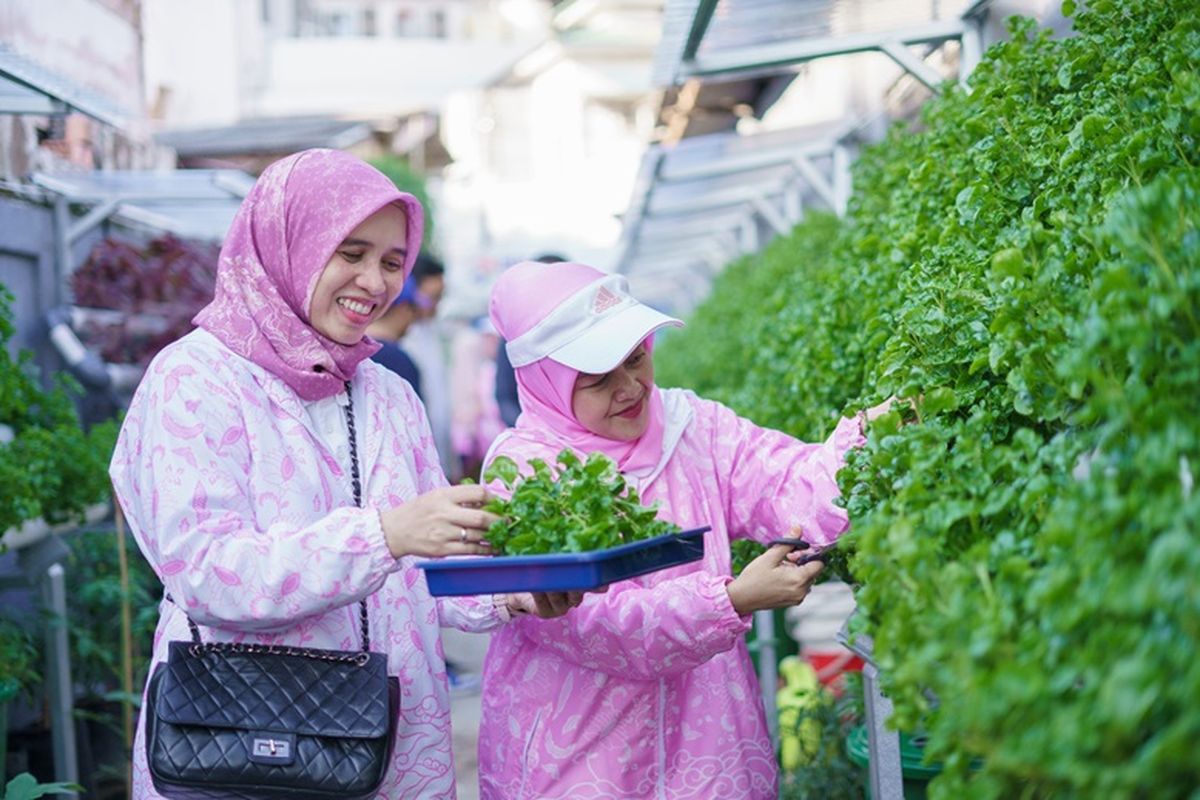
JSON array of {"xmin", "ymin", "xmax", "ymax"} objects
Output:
[{"xmin": 111, "ymin": 329, "xmax": 501, "ymax": 799}]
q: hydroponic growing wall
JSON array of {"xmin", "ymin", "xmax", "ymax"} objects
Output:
[{"xmin": 657, "ymin": 1, "xmax": 1199, "ymax": 796}]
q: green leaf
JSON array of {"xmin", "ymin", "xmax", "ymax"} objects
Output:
[
  {"xmin": 482, "ymin": 456, "xmax": 519, "ymax": 489},
  {"xmin": 870, "ymin": 410, "xmax": 903, "ymax": 437},
  {"xmin": 921, "ymin": 387, "xmax": 959, "ymax": 417},
  {"xmin": 990, "ymin": 247, "xmax": 1025, "ymax": 280},
  {"xmin": 4, "ymin": 773, "xmax": 86, "ymax": 800}
]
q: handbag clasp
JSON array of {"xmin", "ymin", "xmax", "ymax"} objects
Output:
[{"xmin": 248, "ymin": 731, "xmax": 296, "ymax": 765}]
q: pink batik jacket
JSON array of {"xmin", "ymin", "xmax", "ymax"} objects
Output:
[
  {"xmin": 111, "ymin": 329, "xmax": 501, "ymax": 799},
  {"xmin": 477, "ymin": 389, "xmax": 865, "ymax": 800}
]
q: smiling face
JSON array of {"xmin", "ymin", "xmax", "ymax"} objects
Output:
[
  {"xmin": 571, "ymin": 342, "xmax": 654, "ymax": 441},
  {"xmin": 309, "ymin": 204, "xmax": 409, "ymax": 345}
]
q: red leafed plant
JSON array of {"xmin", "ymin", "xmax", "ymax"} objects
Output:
[{"xmin": 71, "ymin": 235, "xmax": 220, "ymax": 365}]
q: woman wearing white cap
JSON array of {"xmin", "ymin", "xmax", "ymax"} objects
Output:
[{"xmin": 477, "ymin": 260, "xmax": 893, "ymax": 799}]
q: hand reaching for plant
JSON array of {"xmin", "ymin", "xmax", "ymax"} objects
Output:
[
  {"xmin": 379, "ymin": 484, "xmax": 500, "ymax": 558},
  {"xmin": 864, "ymin": 397, "xmax": 898, "ymax": 422},
  {"xmin": 859, "ymin": 394, "xmax": 922, "ymax": 428},
  {"xmin": 725, "ymin": 543, "xmax": 824, "ymax": 616}
]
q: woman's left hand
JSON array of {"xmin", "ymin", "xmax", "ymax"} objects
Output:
[
  {"xmin": 505, "ymin": 591, "xmax": 585, "ymax": 619},
  {"xmin": 860, "ymin": 394, "xmax": 921, "ymax": 426},
  {"xmin": 863, "ymin": 396, "xmax": 898, "ymax": 422}
]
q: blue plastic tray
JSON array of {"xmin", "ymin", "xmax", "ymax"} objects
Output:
[{"xmin": 418, "ymin": 526, "xmax": 709, "ymax": 596}]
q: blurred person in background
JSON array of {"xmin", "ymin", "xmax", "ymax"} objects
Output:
[
  {"xmin": 367, "ymin": 277, "xmax": 422, "ymax": 398},
  {"xmin": 404, "ymin": 253, "xmax": 460, "ymax": 480},
  {"xmin": 477, "ymin": 259, "xmax": 898, "ymax": 799},
  {"xmin": 494, "ymin": 252, "xmax": 567, "ymax": 427},
  {"xmin": 370, "ymin": 274, "xmax": 479, "ymax": 695},
  {"xmin": 451, "ymin": 316, "xmax": 506, "ymax": 481},
  {"xmin": 108, "ymin": 150, "xmax": 582, "ymax": 798}
]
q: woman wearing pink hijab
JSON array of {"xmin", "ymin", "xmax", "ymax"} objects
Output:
[
  {"xmin": 478, "ymin": 261, "xmax": 893, "ymax": 799},
  {"xmin": 110, "ymin": 150, "xmax": 580, "ymax": 798}
]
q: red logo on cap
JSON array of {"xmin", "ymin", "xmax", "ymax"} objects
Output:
[{"xmin": 593, "ymin": 286, "xmax": 622, "ymax": 314}]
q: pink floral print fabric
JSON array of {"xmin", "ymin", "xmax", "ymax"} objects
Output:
[
  {"xmin": 193, "ymin": 148, "xmax": 424, "ymax": 401},
  {"xmin": 477, "ymin": 389, "xmax": 865, "ymax": 799}
]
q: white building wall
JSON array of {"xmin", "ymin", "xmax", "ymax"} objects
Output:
[
  {"xmin": 140, "ymin": 0, "xmax": 657, "ymax": 307},
  {"xmin": 0, "ymin": 0, "xmax": 172, "ymax": 176},
  {"xmin": 141, "ymin": 0, "xmax": 544, "ymax": 129},
  {"xmin": 142, "ymin": 0, "xmax": 265, "ymax": 128},
  {"xmin": 0, "ymin": 0, "xmax": 144, "ymax": 118},
  {"xmin": 253, "ymin": 37, "xmax": 530, "ymax": 119},
  {"xmin": 437, "ymin": 50, "xmax": 655, "ymax": 298}
]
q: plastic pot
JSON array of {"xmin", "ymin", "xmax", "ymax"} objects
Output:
[{"xmin": 845, "ymin": 724, "xmax": 941, "ymax": 799}]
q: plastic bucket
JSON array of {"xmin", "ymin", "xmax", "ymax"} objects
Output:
[
  {"xmin": 845, "ymin": 724, "xmax": 941, "ymax": 800},
  {"xmin": 805, "ymin": 650, "xmax": 864, "ymax": 691}
]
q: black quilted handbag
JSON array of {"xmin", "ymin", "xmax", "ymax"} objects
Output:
[{"xmin": 143, "ymin": 383, "xmax": 399, "ymax": 799}]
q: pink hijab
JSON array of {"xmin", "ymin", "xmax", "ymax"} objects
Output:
[
  {"xmin": 194, "ymin": 149, "xmax": 424, "ymax": 401},
  {"xmin": 489, "ymin": 261, "xmax": 667, "ymax": 475}
]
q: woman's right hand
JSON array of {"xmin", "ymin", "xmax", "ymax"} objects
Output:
[
  {"xmin": 505, "ymin": 591, "xmax": 586, "ymax": 618},
  {"xmin": 380, "ymin": 484, "xmax": 500, "ymax": 558},
  {"xmin": 726, "ymin": 544, "xmax": 824, "ymax": 616}
]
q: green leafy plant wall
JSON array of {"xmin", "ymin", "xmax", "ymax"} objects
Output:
[
  {"xmin": 0, "ymin": 287, "xmax": 117, "ymax": 536},
  {"xmin": 656, "ymin": 1, "xmax": 1199, "ymax": 796}
]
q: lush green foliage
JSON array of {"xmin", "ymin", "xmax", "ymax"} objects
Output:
[
  {"xmin": 656, "ymin": 1, "xmax": 1199, "ymax": 795},
  {"xmin": 367, "ymin": 154, "xmax": 436, "ymax": 249},
  {"xmin": 0, "ymin": 619, "xmax": 37, "ymax": 699},
  {"xmin": 0, "ymin": 288, "xmax": 117, "ymax": 536},
  {"xmin": 66, "ymin": 528, "xmax": 159, "ymax": 705},
  {"xmin": 483, "ymin": 450, "xmax": 680, "ymax": 555},
  {"xmin": 0, "ymin": 286, "xmax": 120, "ymax": 724}
]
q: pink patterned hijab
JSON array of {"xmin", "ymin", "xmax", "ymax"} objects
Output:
[
  {"xmin": 489, "ymin": 261, "xmax": 670, "ymax": 475},
  {"xmin": 194, "ymin": 149, "xmax": 424, "ymax": 401}
]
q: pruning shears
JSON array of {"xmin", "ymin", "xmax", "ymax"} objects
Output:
[{"xmin": 767, "ymin": 537, "xmax": 834, "ymax": 565}]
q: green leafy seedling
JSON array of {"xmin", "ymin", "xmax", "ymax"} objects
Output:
[{"xmin": 482, "ymin": 450, "xmax": 680, "ymax": 555}]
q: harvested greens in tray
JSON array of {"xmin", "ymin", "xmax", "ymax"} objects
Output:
[{"xmin": 481, "ymin": 449, "xmax": 680, "ymax": 555}]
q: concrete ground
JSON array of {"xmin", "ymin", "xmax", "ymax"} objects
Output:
[{"xmin": 444, "ymin": 628, "xmax": 491, "ymax": 800}]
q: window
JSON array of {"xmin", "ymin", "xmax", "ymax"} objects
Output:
[{"xmin": 395, "ymin": 9, "xmax": 411, "ymax": 36}]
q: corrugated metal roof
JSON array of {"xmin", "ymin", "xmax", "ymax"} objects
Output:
[
  {"xmin": 628, "ymin": 0, "xmax": 990, "ymax": 312},
  {"xmin": 617, "ymin": 119, "xmax": 855, "ymax": 311},
  {"xmin": 155, "ymin": 116, "xmax": 375, "ymax": 159},
  {"xmin": 654, "ymin": 0, "xmax": 969, "ymax": 85},
  {"xmin": 701, "ymin": 0, "xmax": 963, "ymax": 54},
  {"xmin": 32, "ymin": 169, "xmax": 254, "ymax": 240},
  {"xmin": 0, "ymin": 43, "xmax": 132, "ymax": 127}
]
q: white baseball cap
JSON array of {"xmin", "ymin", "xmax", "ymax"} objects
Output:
[{"xmin": 505, "ymin": 273, "xmax": 683, "ymax": 374}]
